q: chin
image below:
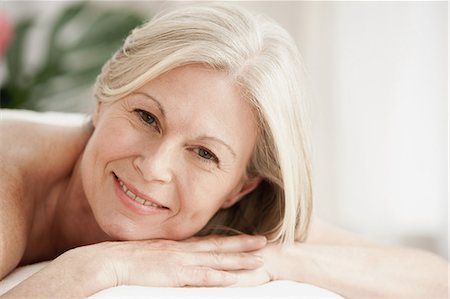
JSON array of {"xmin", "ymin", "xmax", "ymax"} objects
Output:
[
  {"xmin": 95, "ymin": 214, "xmax": 203, "ymax": 241},
  {"xmin": 109, "ymin": 230, "xmax": 159, "ymax": 241},
  {"xmin": 162, "ymin": 227, "xmax": 202, "ymax": 241},
  {"xmin": 112, "ymin": 226, "xmax": 196, "ymax": 241},
  {"xmin": 97, "ymin": 219, "xmax": 154, "ymax": 241}
]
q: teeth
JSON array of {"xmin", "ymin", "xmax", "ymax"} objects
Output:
[
  {"xmin": 144, "ymin": 201, "xmax": 159, "ymax": 207},
  {"xmin": 134, "ymin": 196, "xmax": 145, "ymax": 205},
  {"xmin": 118, "ymin": 176, "xmax": 164, "ymax": 208},
  {"xmin": 126, "ymin": 190, "xmax": 136, "ymax": 200}
]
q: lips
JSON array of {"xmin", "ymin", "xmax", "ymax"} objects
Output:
[{"xmin": 113, "ymin": 173, "xmax": 169, "ymax": 210}]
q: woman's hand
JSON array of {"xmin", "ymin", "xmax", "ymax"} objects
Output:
[
  {"xmin": 2, "ymin": 234, "xmax": 268, "ymax": 298},
  {"xmin": 96, "ymin": 234, "xmax": 267, "ymax": 288},
  {"xmin": 229, "ymin": 242, "xmax": 284, "ymax": 287}
]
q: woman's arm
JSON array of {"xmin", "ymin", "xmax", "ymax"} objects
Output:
[
  {"xmin": 0, "ymin": 247, "xmax": 111, "ymax": 298},
  {"xmin": 245, "ymin": 218, "xmax": 448, "ymax": 298},
  {"xmin": 275, "ymin": 242, "xmax": 448, "ymax": 298},
  {"xmin": 1, "ymin": 235, "xmax": 267, "ymax": 298}
]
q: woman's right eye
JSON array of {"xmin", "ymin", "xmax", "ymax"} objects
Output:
[{"xmin": 135, "ymin": 109, "xmax": 160, "ymax": 132}]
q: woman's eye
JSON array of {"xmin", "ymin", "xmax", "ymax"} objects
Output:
[
  {"xmin": 136, "ymin": 109, "xmax": 160, "ymax": 131},
  {"xmin": 194, "ymin": 148, "xmax": 219, "ymax": 163},
  {"xmin": 138, "ymin": 110, "xmax": 155, "ymax": 124}
]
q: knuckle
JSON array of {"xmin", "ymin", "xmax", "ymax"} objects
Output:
[
  {"xmin": 179, "ymin": 266, "xmax": 233, "ymax": 287},
  {"xmin": 210, "ymin": 236, "xmax": 225, "ymax": 249},
  {"xmin": 187, "ymin": 267, "xmax": 219, "ymax": 285},
  {"xmin": 175, "ymin": 266, "xmax": 188, "ymax": 287},
  {"xmin": 209, "ymin": 251, "xmax": 223, "ymax": 266},
  {"xmin": 201, "ymin": 268, "xmax": 219, "ymax": 284}
]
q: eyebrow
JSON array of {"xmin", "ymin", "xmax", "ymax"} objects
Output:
[{"xmin": 131, "ymin": 91, "xmax": 166, "ymax": 118}]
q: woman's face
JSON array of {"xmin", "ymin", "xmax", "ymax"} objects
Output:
[{"xmin": 81, "ymin": 65, "xmax": 260, "ymax": 240}]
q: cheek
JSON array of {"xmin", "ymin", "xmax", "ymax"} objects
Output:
[
  {"xmin": 173, "ymin": 175, "xmax": 237, "ymax": 228},
  {"xmin": 81, "ymin": 121, "xmax": 140, "ymax": 199},
  {"xmin": 91, "ymin": 120, "xmax": 144, "ymax": 165}
]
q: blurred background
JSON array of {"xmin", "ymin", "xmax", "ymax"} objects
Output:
[{"xmin": 1, "ymin": 1, "xmax": 448, "ymax": 259}]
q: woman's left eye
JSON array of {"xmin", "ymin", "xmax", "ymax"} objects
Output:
[
  {"xmin": 194, "ymin": 148, "xmax": 219, "ymax": 163},
  {"xmin": 136, "ymin": 109, "xmax": 160, "ymax": 132}
]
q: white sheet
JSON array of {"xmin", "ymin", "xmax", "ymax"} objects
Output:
[
  {"xmin": 1, "ymin": 108, "xmax": 89, "ymax": 126},
  {"xmin": 0, "ymin": 262, "xmax": 343, "ymax": 298}
]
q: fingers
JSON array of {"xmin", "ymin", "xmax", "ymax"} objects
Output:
[
  {"xmin": 228, "ymin": 268, "xmax": 271, "ymax": 287},
  {"xmin": 178, "ymin": 266, "xmax": 237, "ymax": 287},
  {"xmin": 183, "ymin": 234, "xmax": 267, "ymax": 253},
  {"xmin": 185, "ymin": 251, "xmax": 263, "ymax": 271},
  {"xmin": 178, "ymin": 264, "xmax": 271, "ymax": 288},
  {"xmin": 101, "ymin": 238, "xmax": 268, "ymax": 288}
]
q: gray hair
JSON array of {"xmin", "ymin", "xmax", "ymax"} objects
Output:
[{"xmin": 94, "ymin": 3, "xmax": 312, "ymax": 243}]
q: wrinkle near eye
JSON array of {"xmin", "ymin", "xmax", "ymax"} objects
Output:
[{"xmin": 216, "ymin": 160, "xmax": 235, "ymax": 173}]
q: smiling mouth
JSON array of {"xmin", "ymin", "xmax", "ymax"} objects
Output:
[{"xmin": 113, "ymin": 173, "xmax": 169, "ymax": 209}]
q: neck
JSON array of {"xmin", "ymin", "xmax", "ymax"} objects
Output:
[{"xmin": 51, "ymin": 150, "xmax": 113, "ymax": 255}]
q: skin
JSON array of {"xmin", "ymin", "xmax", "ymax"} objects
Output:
[
  {"xmin": 0, "ymin": 65, "xmax": 448, "ymax": 298},
  {"xmin": 81, "ymin": 64, "xmax": 261, "ymax": 241}
]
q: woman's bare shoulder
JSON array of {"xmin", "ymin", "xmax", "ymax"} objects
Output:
[
  {"xmin": 0, "ymin": 111, "xmax": 91, "ymax": 279},
  {"xmin": 1, "ymin": 110, "xmax": 90, "ymax": 169},
  {"xmin": 1, "ymin": 111, "xmax": 92, "ymax": 180},
  {"xmin": 0, "ymin": 119, "xmax": 38, "ymax": 279}
]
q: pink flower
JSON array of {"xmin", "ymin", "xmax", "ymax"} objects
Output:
[{"xmin": 0, "ymin": 13, "xmax": 13, "ymax": 57}]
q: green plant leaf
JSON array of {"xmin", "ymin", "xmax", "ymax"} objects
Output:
[
  {"xmin": 1, "ymin": 2, "xmax": 149, "ymax": 111},
  {"xmin": 69, "ymin": 11, "xmax": 144, "ymax": 51},
  {"xmin": 46, "ymin": 1, "xmax": 88, "ymax": 63},
  {"xmin": 5, "ymin": 18, "xmax": 33, "ymax": 86}
]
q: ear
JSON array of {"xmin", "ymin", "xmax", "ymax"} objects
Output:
[{"xmin": 221, "ymin": 176, "xmax": 262, "ymax": 209}]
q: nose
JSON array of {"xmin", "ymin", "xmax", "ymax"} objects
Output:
[{"xmin": 133, "ymin": 142, "xmax": 175, "ymax": 184}]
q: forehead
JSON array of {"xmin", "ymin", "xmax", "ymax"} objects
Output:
[
  {"xmin": 147, "ymin": 65, "xmax": 239, "ymax": 105},
  {"xmin": 135, "ymin": 64, "xmax": 258, "ymax": 155}
]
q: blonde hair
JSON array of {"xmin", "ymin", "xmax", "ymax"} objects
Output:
[{"xmin": 94, "ymin": 3, "xmax": 312, "ymax": 244}]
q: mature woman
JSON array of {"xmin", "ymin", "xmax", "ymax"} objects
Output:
[{"xmin": 0, "ymin": 3, "xmax": 447, "ymax": 298}]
